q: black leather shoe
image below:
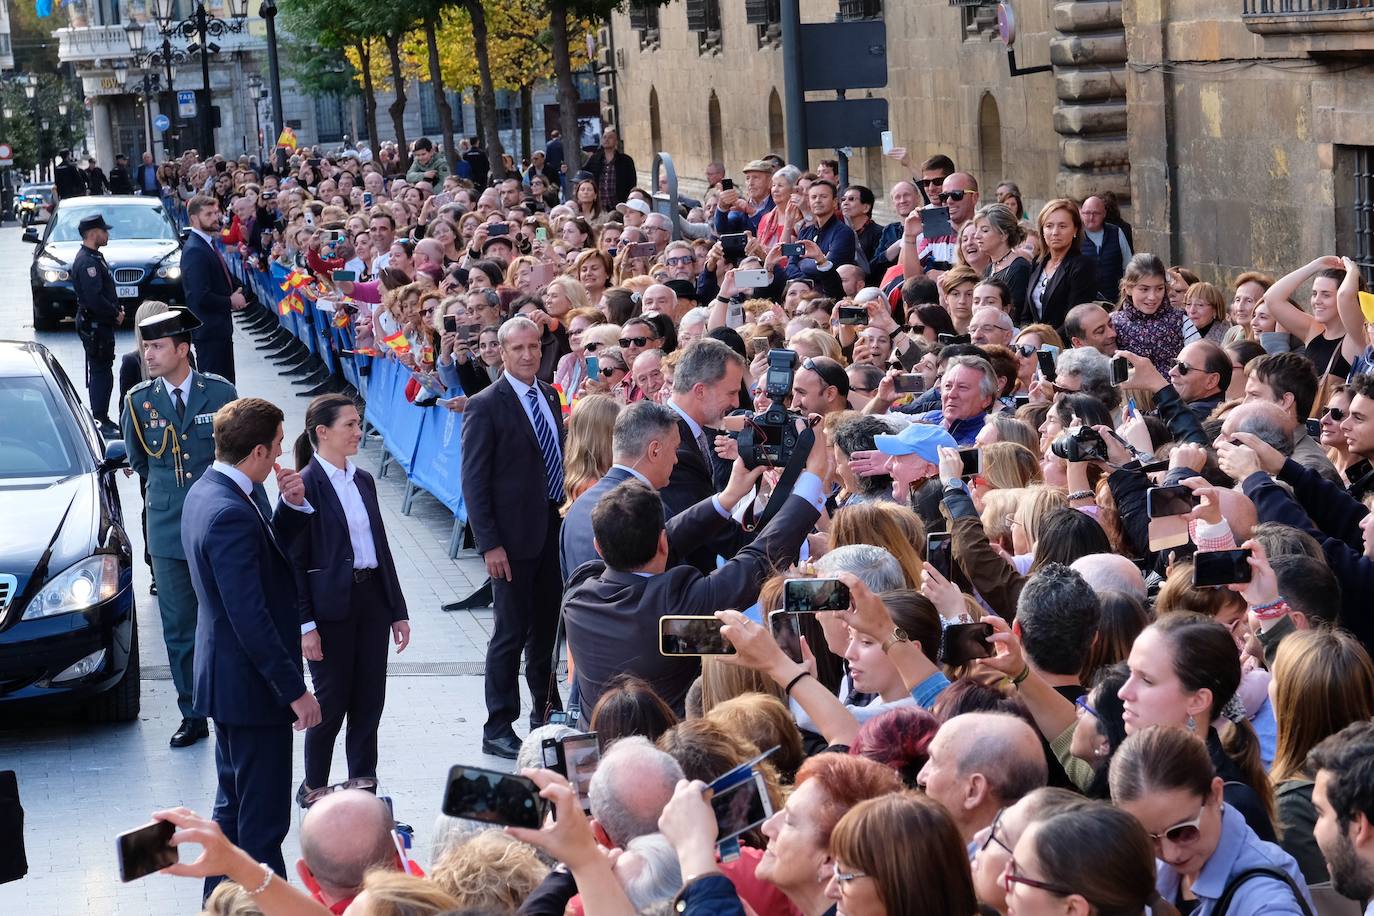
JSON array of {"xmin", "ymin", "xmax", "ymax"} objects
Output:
[
  {"xmin": 169, "ymin": 717, "xmax": 209, "ymax": 748},
  {"xmin": 296, "ymin": 781, "xmax": 314, "ymax": 808},
  {"xmin": 149, "ymin": 580, "xmax": 158, "ymax": 596},
  {"xmin": 481, "ymin": 734, "xmax": 521, "ymax": 759}
]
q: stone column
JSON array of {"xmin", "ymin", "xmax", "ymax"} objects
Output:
[
  {"xmin": 91, "ymin": 96, "xmax": 114, "ymax": 168},
  {"xmin": 1052, "ymin": 1, "xmax": 1131, "ymax": 207}
]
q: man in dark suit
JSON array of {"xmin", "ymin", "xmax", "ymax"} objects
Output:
[
  {"xmin": 560, "ymin": 400, "xmax": 752, "ymax": 581},
  {"xmin": 182, "ymin": 194, "xmax": 248, "ymax": 383},
  {"xmin": 661, "ymin": 339, "xmax": 752, "ymax": 573},
  {"xmin": 181, "ymin": 397, "xmax": 321, "ymax": 895},
  {"xmin": 108, "ymin": 154, "xmax": 135, "ymax": 195},
  {"xmin": 460, "ymin": 316, "xmax": 567, "ymax": 759},
  {"xmin": 564, "ymin": 431, "xmax": 828, "ymax": 715}
]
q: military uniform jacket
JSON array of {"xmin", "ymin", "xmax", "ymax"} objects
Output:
[
  {"xmin": 72, "ymin": 245, "xmax": 119, "ymax": 326},
  {"xmin": 120, "ymin": 370, "xmax": 238, "ymax": 560}
]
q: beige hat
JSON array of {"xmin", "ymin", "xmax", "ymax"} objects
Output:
[{"xmin": 742, "ymin": 159, "xmax": 774, "ymax": 174}]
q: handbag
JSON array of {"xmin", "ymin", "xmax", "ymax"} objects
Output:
[{"xmin": 1211, "ymin": 866, "xmax": 1314, "ymax": 916}]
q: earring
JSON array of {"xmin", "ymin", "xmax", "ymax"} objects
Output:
[
  {"xmin": 1187, "ymin": 714, "xmax": 1196, "ymax": 732},
  {"xmin": 1095, "ymin": 746, "xmax": 1107, "ymax": 758}
]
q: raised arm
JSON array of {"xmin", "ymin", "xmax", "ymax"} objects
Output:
[
  {"xmin": 1262, "ymin": 257, "xmax": 1343, "ymax": 341},
  {"xmin": 1338, "ymin": 256, "xmax": 1367, "ymax": 359}
]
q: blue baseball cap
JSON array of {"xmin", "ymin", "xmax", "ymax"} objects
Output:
[{"xmin": 873, "ymin": 422, "xmax": 957, "ymax": 465}]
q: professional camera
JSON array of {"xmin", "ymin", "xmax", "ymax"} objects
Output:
[
  {"xmin": 1050, "ymin": 425, "xmax": 1107, "ymax": 463},
  {"xmin": 732, "ymin": 349, "xmax": 804, "ymax": 470}
]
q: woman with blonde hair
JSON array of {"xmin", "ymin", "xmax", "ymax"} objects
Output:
[
  {"xmin": 559, "ymin": 394, "xmax": 619, "ymax": 513},
  {"xmin": 542, "ymin": 274, "xmax": 592, "ymax": 323},
  {"xmin": 347, "ymin": 870, "xmax": 459, "ymax": 916},
  {"xmin": 970, "ymin": 441, "xmax": 1041, "ymax": 511},
  {"xmin": 979, "ymin": 487, "xmax": 1025, "ymax": 554},
  {"xmin": 1183, "ymin": 280, "xmax": 1230, "ymax": 344},
  {"xmin": 504, "ymin": 254, "xmax": 541, "ymax": 294},
  {"xmin": 974, "ymin": 414, "xmax": 1039, "ymax": 453},
  {"xmin": 1268, "ymin": 627, "xmax": 1374, "ymax": 883},
  {"xmin": 1022, "ymin": 198, "xmax": 1096, "ymax": 329},
  {"xmin": 829, "ymin": 500, "xmax": 926, "ymax": 588},
  {"xmin": 789, "ymin": 327, "xmax": 846, "ymax": 363},
  {"xmin": 706, "ymin": 693, "xmax": 806, "ymax": 783},
  {"xmin": 430, "ymin": 830, "xmax": 548, "ymax": 912},
  {"xmin": 974, "ymin": 202, "xmax": 1031, "ymax": 313}
]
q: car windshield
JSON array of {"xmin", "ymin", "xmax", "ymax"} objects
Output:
[
  {"xmin": 19, "ymin": 185, "xmax": 50, "ymax": 196},
  {"xmin": 0, "ymin": 377, "xmax": 83, "ymax": 478},
  {"xmin": 46, "ymin": 204, "xmax": 175, "ymax": 243}
]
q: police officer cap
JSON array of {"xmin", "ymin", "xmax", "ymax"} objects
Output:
[
  {"xmin": 78, "ymin": 214, "xmax": 112, "ymax": 234},
  {"xmin": 137, "ymin": 308, "xmax": 202, "ymax": 340}
]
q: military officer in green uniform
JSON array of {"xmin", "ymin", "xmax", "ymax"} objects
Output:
[{"xmin": 120, "ymin": 307, "xmax": 238, "ymax": 748}]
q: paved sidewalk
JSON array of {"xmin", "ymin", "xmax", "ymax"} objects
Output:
[{"xmin": 0, "ymin": 235, "xmax": 540, "ymax": 914}]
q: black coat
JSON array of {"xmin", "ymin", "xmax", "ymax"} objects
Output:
[
  {"xmin": 581, "ymin": 149, "xmax": 637, "ymax": 206},
  {"xmin": 660, "ymin": 415, "xmax": 749, "ymax": 573},
  {"xmin": 1020, "ymin": 253, "xmax": 1099, "ymax": 332}
]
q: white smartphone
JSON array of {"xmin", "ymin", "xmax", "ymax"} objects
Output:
[
  {"xmin": 735, "ymin": 268, "xmax": 771, "ymax": 289},
  {"xmin": 880, "ymin": 130, "xmax": 894, "ymax": 155}
]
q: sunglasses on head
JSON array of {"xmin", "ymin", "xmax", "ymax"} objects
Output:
[
  {"xmin": 937, "ymin": 189, "xmax": 968, "ymax": 203},
  {"xmin": 620, "ymin": 336, "xmax": 652, "ymax": 348},
  {"xmin": 1323, "ymin": 405, "xmax": 1347, "ymax": 422}
]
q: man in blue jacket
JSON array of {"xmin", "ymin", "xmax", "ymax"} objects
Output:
[{"xmin": 181, "ymin": 397, "xmax": 320, "ymax": 896}]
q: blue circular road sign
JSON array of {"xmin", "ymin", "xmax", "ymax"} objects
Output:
[{"xmin": 154, "ymin": 114, "xmax": 171, "ymax": 132}]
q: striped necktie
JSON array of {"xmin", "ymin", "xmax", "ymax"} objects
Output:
[{"xmin": 526, "ymin": 386, "xmax": 564, "ymax": 502}]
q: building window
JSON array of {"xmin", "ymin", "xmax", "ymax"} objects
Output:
[
  {"xmin": 420, "ymin": 82, "xmax": 441, "ymax": 135},
  {"xmin": 314, "ymin": 93, "xmax": 345, "ymax": 144},
  {"xmin": 629, "ymin": 0, "xmax": 661, "ymax": 51},
  {"xmin": 708, "ymin": 91, "xmax": 724, "ymax": 165},
  {"xmin": 747, "ymin": 0, "xmax": 781, "ymax": 48},
  {"xmin": 687, "ymin": 0, "xmax": 723, "ymax": 55},
  {"xmin": 649, "ymin": 86, "xmax": 662, "ymax": 155},
  {"xmin": 767, "ymin": 89, "xmax": 784, "ymax": 154},
  {"xmin": 837, "ymin": 0, "xmax": 882, "ymax": 19},
  {"xmin": 1341, "ymin": 146, "xmax": 1374, "ymax": 289},
  {"xmin": 957, "ymin": 0, "xmax": 999, "ymax": 38}
]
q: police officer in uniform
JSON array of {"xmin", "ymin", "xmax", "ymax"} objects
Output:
[
  {"xmin": 120, "ymin": 308, "xmax": 238, "ymax": 747},
  {"xmin": 109, "ymin": 154, "xmax": 135, "ymax": 195},
  {"xmin": 73, "ymin": 214, "xmax": 123, "ymax": 436}
]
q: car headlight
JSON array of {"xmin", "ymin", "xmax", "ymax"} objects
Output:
[
  {"xmin": 41, "ymin": 268, "xmax": 69, "ymax": 282},
  {"xmin": 22, "ymin": 555, "xmax": 120, "ymax": 620},
  {"xmin": 157, "ymin": 264, "xmax": 182, "ymax": 279}
]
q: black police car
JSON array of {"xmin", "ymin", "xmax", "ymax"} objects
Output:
[
  {"xmin": 0, "ymin": 340, "xmax": 139, "ymax": 721},
  {"xmin": 27, "ymin": 195, "xmax": 183, "ymax": 331}
]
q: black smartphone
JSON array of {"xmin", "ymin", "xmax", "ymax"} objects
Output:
[
  {"xmin": 720, "ymin": 178, "xmax": 735, "ymax": 191},
  {"xmin": 937, "ymin": 333, "xmax": 971, "ymax": 346},
  {"xmin": 541, "ymin": 731, "xmax": 600, "ymax": 811},
  {"xmin": 783, "ymin": 578, "xmax": 852, "ymax": 613},
  {"xmin": 837, "ymin": 305, "xmax": 867, "ymax": 326},
  {"xmin": 443, "ymin": 315, "xmax": 458, "ymax": 334},
  {"xmin": 1110, "ymin": 356, "xmax": 1131, "ymax": 386},
  {"xmin": 116, "ymin": 820, "xmax": 178, "ymax": 882},
  {"xmin": 1193, "ymin": 548, "xmax": 1253, "ymax": 588},
  {"xmin": 710, "ymin": 771, "xmax": 772, "ymax": 842},
  {"xmin": 441, "ymin": 766, "xmax": 549, "ymax": 829},
  {"xmin": 1013, "ymin": 394, "xmax": 1030, "ymax": 409},
  {"xmin": 720, "ymin": 232, "xmax": 748, "ymax": 261},
  {"xmin": 780, "ymin": 242, "xmax": 805, "ymax": 259},
  {"xmin": 1036, "ymin": 349, "xmax": 1058, "ymax": 382},
  {"xmin": 769, "ymin": 610, "xmax": 804, "ymax": 664},
  {"xmin": 488, "ymin": 222, "xmax": 510, "ymax": 236},
  {"xmin": 896, "ymin": 344, "xmax": 922, "ymax": 371},
  {"xmin": 458, "ymin": 323, "xmax": 482, "ymax": 341},
  {"xmin": 627, "ymin": 241, "xmax": 658, "ymax": 259},
  {"xmin": 894, "ymin": 373, "xmax": 926, "ymax": 394},
  {"xmin": 1146, "ymin": 485, "xmax": 1198, "ymax": 519},
  {"xmin": 926, "ymin": 532, "xmax": 953, "ymax": 580},
  {"xmin": 1305, "ymin": 417, "xmax": 1322, "ymax": 437},
  {"xmin": 938, "ymin": 622, "xmax": 995, "ymax": 666},
  {"xmin": 307, "ymin": 157, "xmax": 321, "ymax": 167},
  {"xmin": 959, "ymin": 448, "xmax": 981, "ymax": 477},
  {"xmin": 920, "ymin": 205, "xmax": 954, "ymax": 239},
  {"xmin": 659, "ymin": 616, "xmax": 735, "ymax": 655}
]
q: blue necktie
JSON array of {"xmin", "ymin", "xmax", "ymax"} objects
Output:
[{"xmin": 527, "ymin": 387, "xmax": 564, "ymax": 502}]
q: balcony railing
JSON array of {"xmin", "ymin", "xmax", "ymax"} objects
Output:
[
  {"xmin": 1243, "ymin": 0, "xmax": 1374, "ymax": 49},
  {"xmin": 1244, "ymin": 0, "xmax": 1373, "ymax": 13},
  {"xmin": 56, "ymin": 20, "xmax": 265, "ymax": 65}
]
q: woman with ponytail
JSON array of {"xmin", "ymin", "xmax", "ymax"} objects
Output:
[{"xmin": 286, "ymin": 394, "xmax": 412, "ymax": 804}]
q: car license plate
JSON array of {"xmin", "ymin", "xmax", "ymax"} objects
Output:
[{"xmin": 117, "ymin": 285, "xmax": 140, "ymax": 298}]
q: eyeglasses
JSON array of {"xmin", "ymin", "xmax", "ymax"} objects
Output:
[
  {"xmin": 301, "ymin": 776, "xmax": 379, "ymax": 809},
  {"xmin": 584, "ymin": 341, "xmax": 605, "ymax": 353},
  {"xmin": 832, "ymin": 863, "xmax": 869, "ymax": 886},
  {"xmin": 937, "ymin": 190, "xmax": 969, "ymax": 203},
  {"xmin": 1145, "ymin": 806, "xmax": 1206, "ymax": 848},
  {"xmin": 1075, "ymin": 694, "xmax": 1102, "ymax": 722},
  {"xmin": 980, "ymin": 809, "xmax": 1014, "ymax": 856},
  {"xmin": 917, "ymin": 177, "xmax": 944, "ymax": 188},
  {"xmin": 1015, "ymin": 344, "xmax": 1039, "ymax": 358},
  {"xmin": 665, "ymin": 255, "xmax": 694, "ymax": 267},
  {"xmin": 600, "ymin": 366, "xmax": 625, "ymax": 377},
  {"xmin": 1173, "ymin": 361, "xmax": 1198, "ymax": 376},
  {"xmin": 1324, "ymin": 406, "xmax": 1348, "ymax": 422},
  {"xmin": 1003, "ymin": 857, "xmax": 1074, "ymax": 897},
  {"xmin": 619, "ymin": 336, "xmax": 653, "ymax": 348}
]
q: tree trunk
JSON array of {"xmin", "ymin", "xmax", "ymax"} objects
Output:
[
  {"xmin": 463, "ymin": 0, "xmax": 505, "ymax": 182},
  {"xmin": 548, "ymin": 0, "xmax": 583, "ymax": 177},
  {"xmin": 384, "ymin": 34, "xmax": 409, "ymax": 172},
  {"xmin": 356, "ymin": 40, "xmax": 381, "ymax": 162},
  {"xmin": 472, "ymin": 84, "xmax": 483, "ymax": 143},
  {"xmin": 519, "ymin": 82, "xmax": 533, "ymax": 167},
  {"xmin": 424, "ymin": 16, "xmax": 458, "ymax": 175}
]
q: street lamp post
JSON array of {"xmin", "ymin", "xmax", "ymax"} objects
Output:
[
  {"xmin": 259, "ymin": 0, "xmax": 285, "ymax": 170},
  {"xmin": 23, "ymin": 77, "xmax": 44, "ymax": 180},
  {"xmin": 126, "ymin": 20, "xmax": 189, "ymax": 158},
  {"xmin": 148, "ymin": 0, "xmax": 249, "ymax": 157},
  {"xmin": 247, "ymin": 74, "xmax": 263, "ymax": 161},
  {"xmin": 124, "ymin": 22, "xmax": 155, "ymax": 157}
]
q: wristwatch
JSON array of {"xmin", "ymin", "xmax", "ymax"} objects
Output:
[{"xmin": 881, "ymin": 627, "xmax": 910, "ymax": 653}]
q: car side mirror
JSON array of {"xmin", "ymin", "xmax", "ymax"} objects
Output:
[
  {"xmin": 22, "ymin": 227, "xmax": 38, "ymax": 243},
  {"xmin": 179, "ymin": 226, "xmax": 191, "ymax": 241},
  {"xmin": 101, "ymin": 438, "xmax": 128, "ymax": 471}
]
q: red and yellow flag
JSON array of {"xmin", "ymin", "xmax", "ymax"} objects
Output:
[
  {"xmin": 332, "ymin": 308, "xmax": 351, "ymax": 328},
  {"xmin": 279, "ymin": 270, "xmax": 309, "ymax": 292},
  {"xmin": 381, "ymin": 329, "xmax": 410, "ymax": 356},
  {"xmin": 278, "ymin": 292, "xmax": 304, "ymax": 315},
  {"xmin": 276, "ymin": 126, "xmax": 298, "ymax": 150}
]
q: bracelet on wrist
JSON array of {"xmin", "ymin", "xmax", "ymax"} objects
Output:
[
  {"xmin": 1067, "ymin": 489, "xmax": 1094, "ymax": 501},
  {"xmin": 1249, "ymin": 598, "xmax": 1290, "ymax": 621},
  {"xmin": 784, "ymin": 671, "xmax": 810, "ymax": 695},
  {"xmin": 1011, "ymin": 664, "xmax": 1031, "ymax": 686},
  {"xmin": 244, "ymin": 862, "xmax": 275, "ymax": 897}
]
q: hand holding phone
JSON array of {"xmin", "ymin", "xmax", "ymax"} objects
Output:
[
  {"xmin": 938, "ymin": 622, "xmax": 995, "ymax": 665},
  {"xmin": 893, "ymin": 373, "xmax": 926, "ymax": 394},
  {"xmin": 441, "ymin": 766, "xmax": 549, "ymax": 829},
  {"xmin": 1193, "ymin": 548, "xmax": 1254, "ymax": 588},
  {"xmin": 660, "ymin": 616, "xmax": 736, "ymax": 655},
  {"xmin": 926, "ymin": 532, "xmax": 953, "ymax": 580},
  {"xmin": 783, "ymin": 578, "xmax": 852, "ymax": 613},
  {"xmin": 837, "ymin": 305, "xmax": 868, "ymax": 326},
  {"xmin": 116, "ymin": 820, "xmax": 178, "ymax": 882}
]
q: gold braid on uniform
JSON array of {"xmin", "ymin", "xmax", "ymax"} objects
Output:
[{"xmin": 124, "ymin": 391, "xmax": 186, "ymax": 485}]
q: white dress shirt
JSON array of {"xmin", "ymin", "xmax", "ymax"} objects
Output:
[
  {"xmin": 313, "ymin": 453, "xmax": 378, "ymax": 569},
  {"xmin": 163, "ymin": 371, "xmax": 193, "ymax": 407},
  {"xmin": 505, "ymin": 372, "xmax": 561, "ymax": 458}
]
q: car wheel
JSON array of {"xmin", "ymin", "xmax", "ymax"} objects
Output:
[
  {"xmin": 31, "ymin": 291, "xmax": 58, "ymax": 331},
  {"xmin": 87, "ymin": 618, "xmax": 140, "ymax": 724}
]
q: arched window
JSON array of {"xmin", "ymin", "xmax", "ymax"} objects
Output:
[
  {"xmin": 649, "ymin": 87, "xmax": 662, "ymax": 155},
  {"xmin": 978, "ymin": 92, "xmax": 1003, "ymax": 186},
  {"xmin": 708, "ymin": 91, "xmax": 724, "ymax": 166},
  {"xmin": 767, "ymin": 89, "xmax": 784, "ymax": 155}
]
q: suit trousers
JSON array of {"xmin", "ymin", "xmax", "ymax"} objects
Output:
[
  {"xmin": 203, "ymin": 720, "xmax": 292, "ymax": 900},
  {"xmin": 302, "ymin": 574, "xmax": 392, "ymax": 789},
  {"xmin": 79, "ymin": 323, "xmax": 115, "ymax": 421},
  {"xmin": 194, "ymin": 338, "xmax": 236, "ymax": 384},
  {"xmin": 150, "ymin": 555, "xmax": 197, "ymax": 720},
  {"xmin": 484, "ymin": 503, "xmax": 564, "ymax": 739}
]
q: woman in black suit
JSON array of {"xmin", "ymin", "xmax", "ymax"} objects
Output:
[
  {"xmin": 288, "ymin": 394, "xmax": 411, "ymax": 801},
  {"xmin": 1021, "ymin": 198, "xmax": 1099, "ymax": 332}
]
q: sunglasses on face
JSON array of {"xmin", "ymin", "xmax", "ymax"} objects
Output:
[
  {"xmin": 1324, "ymin": 406, "xmax": 1347, "ymax": 422},
  {"xmin": 1146, "ymin": 809, "xmax": 1205, "ymax": 848},
  {"xmin": 600, "ymin": 366, "xmax": 625, "ymax": 377},
  {"xmin": 908, "ymin": 324, "xmax": 927, "ymax": 335},
  {"xmin": 937, "ymin": 189, "xmax": 969, "ymax": 203},
  {"xmin": 917, "ymin": 177, "xmax": 943, "ymax": 188},
  {"xmin": 620, "ymin": 336, "xmax": 653, "ymax": 348},
  {"xmin": 584, "ymin": 341, "xmax": 605, "ymax": 353}
]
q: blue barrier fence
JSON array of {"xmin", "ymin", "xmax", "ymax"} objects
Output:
[{"xmin": 224, "ymin": 250, "xmax": 470, "ymax": 556}]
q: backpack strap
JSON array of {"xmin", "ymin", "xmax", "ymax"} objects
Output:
[{"xmin": 1211, "ymin": 867, "xmax": 1313, "ymax": 916}]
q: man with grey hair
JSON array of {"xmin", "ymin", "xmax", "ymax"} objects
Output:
[
  {"xmin": 815, "ymin": 544, "xmax": 905, "ymax": 592},
  {"xmin": 909, "ymin": 354, "xmax": 998, "ymax": 445},
  {"xmin": 642, "ymin": 212, "xmax": 672, "ymax": 256},
  {"xmin": 296, "ymin": 789, "xmax": 399, "ymax": 910},
  {"xmin": 968, "ymin": 306, "xmax": 1014, "ymax": 347},
  {"xmin": 615, "ymin": 834, "xmax": 683, "ymax": 909},
  {"xmin": 1071, "ymin": 553, "xmax": 1147, "ymax": 603},
  {"xmin": 1055, "ymin": 345, "xmax": 1120, "ymax": 411},
  {"xmin": 460, "ymin": 314, "xmax": 567, "ymax": 758},
  {"xmin": 640, "ymin": 284, "xmax": 678, "ymax": 321},
  {"xmin": 917, "ymin": 712, "xmax": 1048, "ymax": 844},
  {"xmin": 589, "ymin": 737, "xmax": 684, "ymax": 848},
  {"xmin": 664, "ymin": 339, "xmax": 750, "ymax": 572}
]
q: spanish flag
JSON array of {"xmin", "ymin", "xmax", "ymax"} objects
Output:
[
  {"xmin": 552, "ymin": 382, "xmax": 571, "ymax": 416},
  {"xmin": 278, "ymin": 292, "xmax": 304, "ymax": 315},
  {"xmin": 345, "ymin": 347, "xmax": 378, "ymax": 357},
  {"xmin": 276, "ymin": 126, "xmax": 298, "ymax": 150},
  {"xmin": 279, "ymin": 270, "xmax": 309, "ymax": 292},
  {"xmin": 381, "ymin": 329, "xmax": 410, "ymax": 356},
  {"xmin": 332, "ymin": 309, "xmax": 351, "ymax": 328}
]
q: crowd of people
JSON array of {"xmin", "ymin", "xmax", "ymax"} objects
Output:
[{"xmin": 97, "ymin": 130, "xmax": 1374, "ymax": 916}]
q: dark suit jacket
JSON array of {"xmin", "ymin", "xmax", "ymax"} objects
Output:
[
  {"xmin": 1020, "ymin": 253, "xmax": 1099, "ymax": 332},
  {"xmin": 279, "ymin": 459, "xmax": 408, "ymax": 625},
  {"xmin": 182, "ymin": 469, "xmax": 310, "ymax": 726},
  {"xmin": 660, "ymin": 416, "xmax": 748, "ymax": 573},
  {"xmin": 559, "ymin": 467, "xmax": 734, "ymax": 581},
  {"xmin": 182, "ymin": 231, "xmax": 236, "ymax": 343},
  {"xmin": 460, "ymin": 375, "xmax": 566, "ymax": 560},
  {"xmin": 581, "ymin": 150, "xmax": 637, "ymax": 205},
  {"xmin": 564, "ymin": 491, "xmax": 821, "ymax": 713}
]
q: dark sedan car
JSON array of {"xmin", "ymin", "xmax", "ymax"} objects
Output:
[
  {"xmin": 27, "ymin": 195, "xmax": 184, "ymax": 331},
  {"xmin": 0, "ymin": 340, "xmax": 138, "ymax": 722}
]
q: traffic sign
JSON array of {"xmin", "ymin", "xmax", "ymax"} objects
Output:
[
  {"xmin": 0, "ymin": 144, "xmax": 12, "ymax": 160},
  {"xmin": 154, "ymin": 114, "xmax": 170, "ymax": 132},
  {"xmin": 177, "ymin": 90, "xmax": 196, "ymax": 118}
]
